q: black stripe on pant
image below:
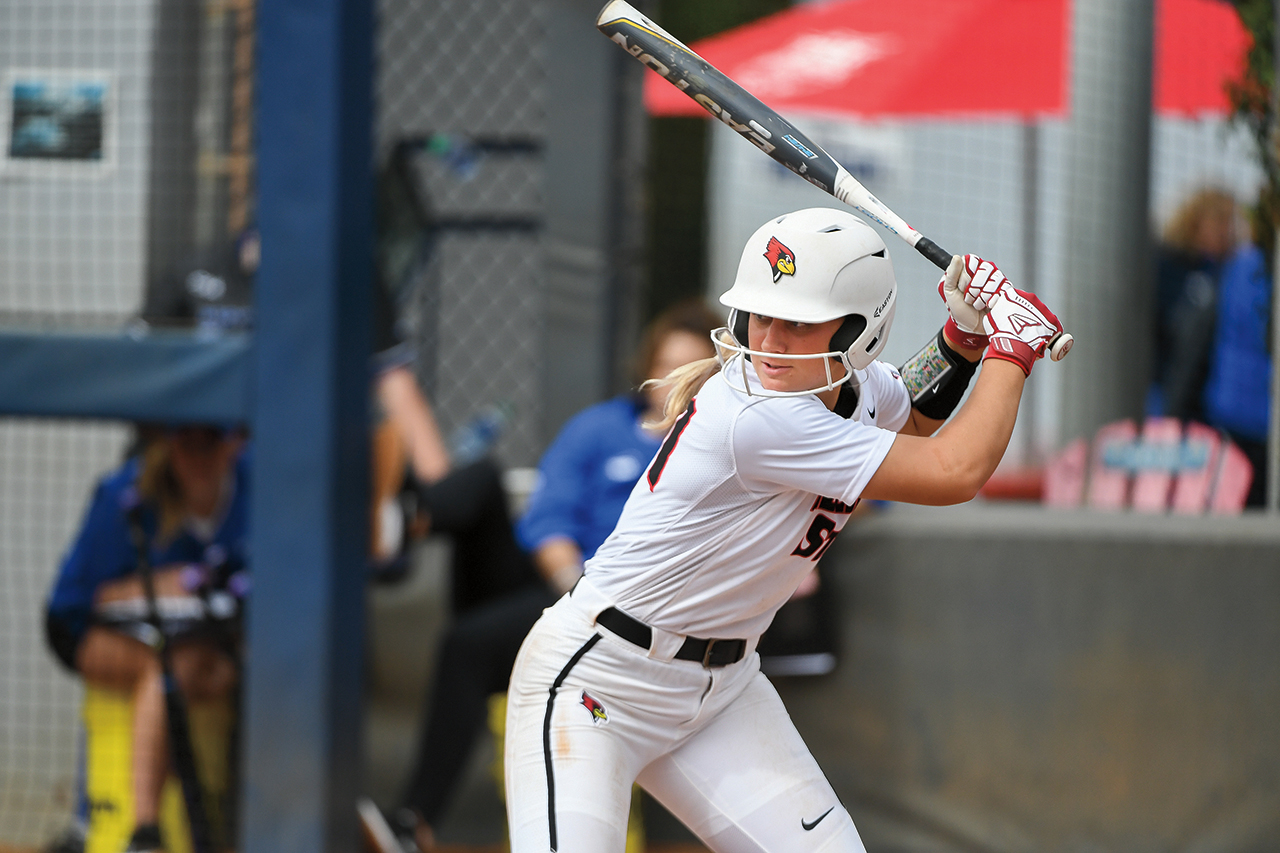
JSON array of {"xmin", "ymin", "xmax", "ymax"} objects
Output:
[{"xmin": 542, "ymin": 633, "xmax": 602, "ymax": 852}]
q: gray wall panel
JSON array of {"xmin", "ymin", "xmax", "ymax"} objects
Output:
[{"xmin": 778, "ymin": 505, "xmax": 1280, "ymax": 853}]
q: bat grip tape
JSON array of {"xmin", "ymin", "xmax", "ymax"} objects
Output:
[{"xmin": 914, "ymin": 237, "xmax": 953, "ymax": 271}]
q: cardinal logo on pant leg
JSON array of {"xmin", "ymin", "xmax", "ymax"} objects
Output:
[
  {"xmin": 763, "ymin": 237, "xmax": 796, "ymax": 282},
  {"xmin": 581, "ymin": 691, "xmax": 608, "ymax": 724}
]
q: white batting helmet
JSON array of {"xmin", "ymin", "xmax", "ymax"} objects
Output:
[{"xmin": 716, "ymin": 208, "xmax": 897, "ymax": 395}]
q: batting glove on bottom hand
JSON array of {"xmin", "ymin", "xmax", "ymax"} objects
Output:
[
  {"xmin": 981, "ymin": 287, "xmax": 1063, "ymax": 375},
  {"xmin": 937, "ymin": 254, "xmax": 990, "ymax": 351}
]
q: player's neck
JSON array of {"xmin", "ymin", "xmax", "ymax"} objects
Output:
[{"xmin": 816, "ymin": 384, "xmax": 841, "ymax": 411}]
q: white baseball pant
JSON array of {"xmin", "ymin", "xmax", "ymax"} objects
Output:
[{"xmin": 504, "ymin": 580, "xmax": 868, "ymax": 852}]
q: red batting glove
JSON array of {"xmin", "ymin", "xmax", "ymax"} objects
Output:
[
  {"xmin": 981, "ymin": 287, "xmax": 1064, "ymax": 376},
  {"xmin": 943, "ymin": 315, "xmax": 989, "ymax": 352}
]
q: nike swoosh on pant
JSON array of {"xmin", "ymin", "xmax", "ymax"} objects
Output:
[{"xmin": 801, "ymin": 806, "xmax": 834, "ymax": 831}]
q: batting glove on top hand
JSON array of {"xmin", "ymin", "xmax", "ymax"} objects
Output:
[
  {"xmin": 981, "ymin": 286, "xmax": 1063, "ymax": 376},
  {"xmin": 937, "ymin": 254, "xmax": 990, "ymax": 351}
]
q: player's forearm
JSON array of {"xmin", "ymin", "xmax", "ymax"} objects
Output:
[
  {"xmin": 897, "ymin": 326, "xmax": 985, "ymax": 437},
  {"xmin": 865, "ymin": 359, "xmax": 1024, "ymax": 505},
  {"xmin": 928, "ymin": 359, "xmax": 1025, "ymax": 497},
  {"xmin": 895, "ymin": 258, "xmax": 1062, "ymax": 501},
  {"xmin": 899, "ymin": 408, "xmax": 944, "ymax": 437}
]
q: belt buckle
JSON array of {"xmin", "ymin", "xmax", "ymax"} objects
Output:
[{"xmin": 701, "ymin": 638, "xmax": 721, "ymax": 668}]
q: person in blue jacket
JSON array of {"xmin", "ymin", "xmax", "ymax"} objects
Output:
[
  {"xmin": 517, "ymin": 299, "xmax": 721, "ymax": 594},
  {"xmin": 1147, "ymin": 188, "xmax": 1238, "ymax": 420},
  {"xmin": 390, "ymin": 299, "xmax": 719, "ymax": 851},
  {"xmin": 1202, "ymin": 231, "xmax": 1274, "ymax": 507},
  {"xmin": 45, "ymin": 425, "xmax": 248, "ymax": 853}
]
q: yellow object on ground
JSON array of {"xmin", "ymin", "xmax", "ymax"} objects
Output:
[{"xmin": 82, "ymin": 685, "xmax": 232, "ymax": 853}]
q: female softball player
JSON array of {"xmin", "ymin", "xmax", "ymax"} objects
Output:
[{"xmin": 503, "ymin": 208, "xmax": 1063, "ymax": 852}]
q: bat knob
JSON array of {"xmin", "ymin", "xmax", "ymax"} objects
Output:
[{"xmin": 1048, "ymin": 332, "xmax": 1073, "ymax": 362}]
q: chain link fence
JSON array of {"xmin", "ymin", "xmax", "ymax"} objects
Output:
[
  {"xmin": 377, "ymin": 0, "xmax": 548, "ymax": 467},
  {"xmin": 0, "ymin": 0, "xmax": 554, "ymax": 845},
  {"xmin": 0, "ymin": 0, "xmax": 171, "ymax": 844}
]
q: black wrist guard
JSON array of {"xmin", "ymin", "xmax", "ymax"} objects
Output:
[{"xmin": 899, "ymin": 328, "xmax": 978, "ymax": 420}]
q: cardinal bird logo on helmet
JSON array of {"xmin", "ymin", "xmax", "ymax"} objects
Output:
[
  {"xmin": 763, "ymin": 236, "xmax": 796, "ymax": 282},
  {"xmin": 580, "ymin": 691, "xmax": 608, "ymax": 724}
]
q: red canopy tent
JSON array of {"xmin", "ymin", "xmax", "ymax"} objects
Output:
[{"xmin": 644, "ymin": 0, "xmax": 1247, "ymax": 121}]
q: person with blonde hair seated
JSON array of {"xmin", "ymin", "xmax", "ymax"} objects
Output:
[{"xmin": 45, "ymin": 426, "xmax": 248, "ymax": 853}]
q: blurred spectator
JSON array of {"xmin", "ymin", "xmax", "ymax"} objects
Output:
[
  {"xmin": 1202, "ymin": 196, "xmax": 1274, "ymax": 507},
  {"xmin": 517, "ymin": 299, "xmax": 722, "ymax": 593},
  {"xmin": 367, "ymin": 221, "xmax": 540, "ymax": 609},
  {"xmin": 1148, "ymin": 188, "xmax": 1239, "ymax": 421},
  {"xmin": 44, "ymin": 426, "xmax": 249, "ymax": 853},
  {"xmin": 389, "ymin": 299, "xmax": 720, "ymax": 851}
]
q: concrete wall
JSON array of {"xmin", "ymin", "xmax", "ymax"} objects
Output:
[{"xmin": 778, "ymin": 504, "xmax": 1280, "ymax": 853}]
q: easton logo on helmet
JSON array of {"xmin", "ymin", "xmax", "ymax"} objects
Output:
[
  {"xmin": 763, "ymin": 236, "xmax": 796, "ymax": 282},
  {"xmin": 873, "ymin": 287, "xmax": 893, "ymax": 318},
  {"xmin": 581, "ymin": 691, "xmax": 608, "ymax": 724}
]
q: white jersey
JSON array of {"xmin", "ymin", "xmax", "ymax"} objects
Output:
[{"xmin": 584, "ymin": 356, "xmax": 910, "ymax": 640}]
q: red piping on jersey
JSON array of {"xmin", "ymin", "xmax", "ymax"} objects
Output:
[{"xmin": 647, "ymin": 400, "xmax": 696, "ymax": 491}]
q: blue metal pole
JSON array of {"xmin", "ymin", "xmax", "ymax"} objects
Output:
[{"xmin": 245, "ymin": 0, "xmax": 373, "ymax": 850}]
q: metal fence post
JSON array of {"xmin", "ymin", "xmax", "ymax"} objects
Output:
[{"xmin": 243, "ymin": 0, "xmax": 374, "ymax": 851}]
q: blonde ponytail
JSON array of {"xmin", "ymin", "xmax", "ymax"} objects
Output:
[{"xmin": 643, "ymin": 355, "xmax": 721, "ymax": 433}]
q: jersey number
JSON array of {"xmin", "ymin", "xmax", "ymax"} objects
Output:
[
  {"xmin": 791, "ymin": 513, "xmax": 839, "ymax": 561},
  {"xmin": 647, "ymin": 401, "xmax": 695, "ymax": 490}
]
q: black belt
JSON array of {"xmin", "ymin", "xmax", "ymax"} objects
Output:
[{"xmin": 596, "ymin": 607, "xmax": 746, "ymax": 668}]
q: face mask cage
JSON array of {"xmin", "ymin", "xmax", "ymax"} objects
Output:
[{"xmin": 709, "ymin": 323, "xmax": 856, "ymax": 398}]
